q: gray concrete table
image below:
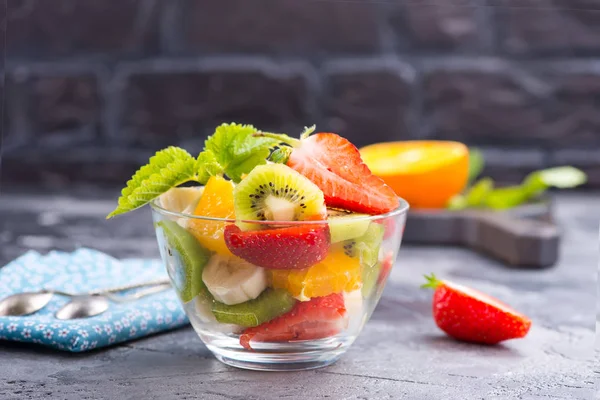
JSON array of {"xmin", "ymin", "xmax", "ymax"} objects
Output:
[{"xmin": 0, "ymin": 188, "xmax": 597, "ymax": 400}]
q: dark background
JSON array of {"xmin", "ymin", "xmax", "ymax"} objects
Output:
[{"xmin": 1, "ymin": 0, "xmax": 599, "ymax": 188}]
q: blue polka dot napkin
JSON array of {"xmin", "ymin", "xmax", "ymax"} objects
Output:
[{"xmin": 0, "ymin": 249, "xmax": 188, "ymax": 352}]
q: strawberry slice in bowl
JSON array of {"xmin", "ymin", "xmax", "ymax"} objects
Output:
[
  {"xmin": 224, "ymin": 224, "xmax": 330, "ymax": 270},
  {"xmin": 240, "ymin": 293, "xmax": 347, "ymax": 350},
  {"xmin": 258, "ymin": 130, "xmax": 400, "ymax": 215}
]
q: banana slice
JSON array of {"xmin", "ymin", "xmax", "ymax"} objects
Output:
[
  {"xmin": 202, "ymin": 255, "xmax": 268, "ymax": 305},
  {"xmin": 159, "ymin": 187, "xmax": 205, "ymax": 229},
  {"xmin": 159, "ymin": 187, "xmax": 204, "ymax": 214},
  {"xmin": 343, "ymin": 290, "xmax": 365, "ymax": 333}
]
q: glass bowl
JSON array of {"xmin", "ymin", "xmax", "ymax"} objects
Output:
[{"xmin": 150, "ymin": 198, "xmax": 409, "ymax": 371}]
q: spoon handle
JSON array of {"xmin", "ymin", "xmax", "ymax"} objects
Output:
[
  {"xmin": 88, "ymin": 278, "xmax": 171, "ymax": 295},
  {"xmin": 47, "ymin": 278, "xmax": 172, "ymax": 297},
  {"xmin": 103, "ymin": 284, "xmax": 172, "ymax": 303}
]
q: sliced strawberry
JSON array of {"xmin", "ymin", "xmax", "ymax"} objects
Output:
[
  {"xmin": 377, "ymin": 252, "xmax": 394, "ymax": 284},
  {"xmin": 224, "ymin": 224, "xmax": 330, "ymax": 270},
  {"xmin": 376, "ymin": 217, "xmax": 400, "ymax": 240},
  {"xmin": 286, "ymin": 133, "xmax": 399, "ymax": 215},
  {"xmin": 422, "ymin": 274, "xmax": 532, "ymax": 344},
  {"xmin": 240, "ymin": 293, "xmax": 346, "ymax": 350}
]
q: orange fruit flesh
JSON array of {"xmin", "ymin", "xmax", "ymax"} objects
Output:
[
  {"xmin": 187, "ymin": 176, "xmax": 235, "ymax": 255},
  {"xmin": 360, "ymin": 141, "xmax": 469, "ymax": 209},
  {"xmin": 270, "ymin": 246, "xmax": 362, "ymax": 300}
]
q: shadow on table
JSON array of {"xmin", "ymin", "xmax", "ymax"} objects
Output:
[{"xmin": 414, "ymin": 334, "xmax": 525, "ymax": 358}]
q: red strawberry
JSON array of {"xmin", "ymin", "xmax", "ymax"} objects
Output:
[
  {"xmin": 224, "ymin": 224, "xmax": 330, "ymax": 270},
  {"xmin": 288, "ymin": 133, "xmax": 399, "ymax": 214},
  {"xmin": 422, "ymin": 274, "xmax": 531, "ymax": 344},
  {"xmin": 256, "ymin": 131, "xmax": 399, "ymax": 215},
  {"xmin": 376, "ymin": 217, "xmax": 401, "ymax": 240},
  {"xmin": 240, "ymin": 293, "xmax": 346, "ymax": 350},
  {"xmin": 377, "ymin": 252, "xmax": 394, "ymax": 284}
]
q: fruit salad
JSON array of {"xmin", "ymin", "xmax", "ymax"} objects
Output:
[{"xmin": 108, "ymin": 123, "xmax": 408, "ymax": 354}]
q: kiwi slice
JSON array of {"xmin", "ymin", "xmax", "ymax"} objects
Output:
[
  {"xmin": 157, "ymin": 220, "xmax": 212, "ymax": 303},
  {"xmin": 361, "ymin": 261, "xmax": 382, "ymax": 298},
  {"xmin": 211, "ymin": 288, "xmax": 296, "ymax": 327},
  {"xmin": 342, "ymin": 222, "xmax": 385, "ymax": 267},
  {"xmin": 327, "ymin": 208, "xmax": 372, "ymax": 243},
  {"xmin": 234, "ymin": 164, "xmax": 325, "ymax": 231}
]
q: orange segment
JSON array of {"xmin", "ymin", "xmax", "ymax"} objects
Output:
[
  {"xmin": 187, "ymin": 176, "xmax": 235, "ymax": 255},
  {"xmin": 360, "ymin": 141, "xmax": 469, "ymax": 209},
  {"xmin": 270, "ymin": 246, "xmax": 362, "ymax": 300}
]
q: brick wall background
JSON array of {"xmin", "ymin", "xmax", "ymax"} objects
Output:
[{"xmin": 1, "ymin": 0, "xmax": 599, "ymax": 187}]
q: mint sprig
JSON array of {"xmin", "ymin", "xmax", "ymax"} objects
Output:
[
  {"xmin": 107, "ymin": 122, "xmax": 284, "ymax": 218},
  {"xmin": 447, "ymin": 166, "xmax": 587, "ymax": 211}
]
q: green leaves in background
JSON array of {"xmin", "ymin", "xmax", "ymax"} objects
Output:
[
  {"xmin": 448, "ymin": 149, "xmax": 587, "ymax": 211},
  {"xmin": 107, "ymin": 123, "xmax": 286, "ymax": 218},
  {"xmin": 467, "ymin": 148, "xmax": 485, "ymax": 184}
]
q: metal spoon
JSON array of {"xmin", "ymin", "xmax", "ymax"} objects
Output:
[
  {"xmin": 0, "ymin": 291, "xmax": 54, "ymax": 317},
  {"xmin": 54, "ymin": 283, "xmax": 172, "ymax": 320},
  {"xmin": 0, "ymin": 278, "xmax": 171, "ymax": 317}
]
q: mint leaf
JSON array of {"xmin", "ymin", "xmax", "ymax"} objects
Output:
[
  {"xmin": 204, "ymin": 123, "xmax": 281, "ymax": 182},
  {"xmin": 523, "ymin": 166, "xmax": 587, "ymax": 197},
  {"xmin": 108, "ymin": 122, "xmax": 296, "ymax": 218},
  {"xmin": 195, "ymin": 150, "xmax": 223, "ymax": 184},
  {"xmin": 446, "ymin": 195, "xmax": 469, "ymax": 211},
  {"xmin": 465, "ymin": 177, "xmax": 494, "ymax": 206},
  {"xmin": 483, "ymin": 186, "xmax": 529, "ymax": 210},
  {"xmin": 107, "ymin": 147, "xmax": 198, "ymax": 218},
  {"xmin": 447, "ymin": 177, "xmax": 494, "ymax": 210},
  {"xmin": 468, "ymin": 148, "xmax": 484, "ymax": 184}
]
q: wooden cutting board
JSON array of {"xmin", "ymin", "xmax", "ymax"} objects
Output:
[{"xmin": 403, "ymin": 198, "xmax": 559, "ymax": 268}]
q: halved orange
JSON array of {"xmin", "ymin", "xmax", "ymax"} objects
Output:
[{"xmin": 359, "ymin": 141, "xmax": 469, "ymax": 209}]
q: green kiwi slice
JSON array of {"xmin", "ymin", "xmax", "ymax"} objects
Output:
[
  {"xmin": 361, "ymin": 261, "xmax": 382, "ymax": 298},
  {"xmin": 157, "ymin": 220, "xmax": 212, "ymax": 303},
  {"xmin": 211, "ymin": 288, "xmax": 297, "ymax": 327},
  {"xmin": 340, "ymin": 222, "xmax": 385, "ymax": 297},
  {"xmin": 327, "ymin": 208, "xmax": 371, "ymax": 243},
  {"xmin": 342, "ymin": 222, "xmax": 385, "ymax": 268},
  {"xmin": 234, "ymin": 164, "xmax": 325, "ymax": 231}
]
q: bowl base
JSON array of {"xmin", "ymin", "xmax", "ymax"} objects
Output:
[
  {"xmin": 201, "ymin": 331, "xmax": 354, "ymax": 371},
  {"xmin": 211, "ymin": 348, "xmax": 341, "ymax": 371}
]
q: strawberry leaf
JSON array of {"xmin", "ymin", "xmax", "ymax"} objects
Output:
[
  {"xmin": 269, "ymin": 146, "xmax": 293, "ymax": 164},
  {"xmin": 421, "ymin": 273, "xmax": 442, "ymax": 289},
  {"xmin": 300, "ymin": 125, "xmax": 316, "ymax": 139}
]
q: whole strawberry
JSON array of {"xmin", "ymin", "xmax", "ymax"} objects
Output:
[{"xmin": 422, "ymin": 274, "xmax": 531, "ymax": 344}]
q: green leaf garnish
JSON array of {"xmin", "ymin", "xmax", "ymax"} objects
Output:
[
  {"xmin": 202, "ymin": 123, "xmax": 282, "ymax": 182},
  {"xmin": 107, "ymin": 147, "xmax": 198, "ymax": 218},
  {"xmin": 467, "ymin": 148, "xmax": 485, "ymax": 184},
  {"xmin": 447, "ymin": 177, "xmax": 494, "ymax": 210},
  {"xmin": 522, "ymin": 166, "xmax": 587, "ymax": 196},
  {"xmin": 446, "ymin": 166, "xmax": 587, "ymax": 211},
  {"xmin": 107, "ymin": 122, "xmax": 288, "ymax": 219},
  {"xmin": 482, "ymin": 186, "xmax": 529, "ymax": 210}
]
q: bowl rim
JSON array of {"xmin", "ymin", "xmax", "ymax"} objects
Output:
[{"xmin": 150, "ymin": 196, "xmax": 410, "ymax": 224}]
